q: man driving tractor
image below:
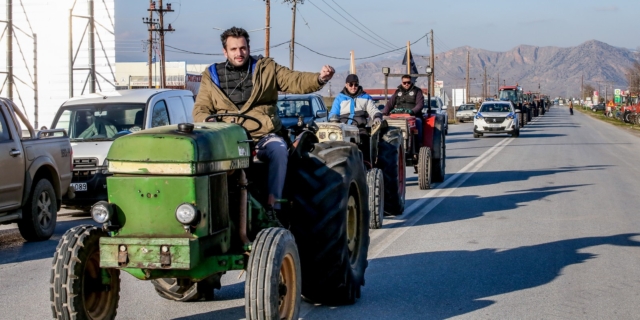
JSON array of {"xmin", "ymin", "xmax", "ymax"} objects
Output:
[
  {"xmin": 329, "ymin": 74, "xmax": 382, "ymax": 126},
  {"xmin": 192, "ymin": 26, "xmax": 335, "ymax": 221},
  {"xmin": 381, "ymin": 75, "xmax": 425, "ymax": 146}
]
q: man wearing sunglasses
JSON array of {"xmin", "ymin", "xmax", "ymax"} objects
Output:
[
  {"xmin": 382, "ymin": 75, "xmax": 425, "ymax": 146},
  {"xmin": 329, "ymin": 74, "xmax": 382, "ymax": 127}
]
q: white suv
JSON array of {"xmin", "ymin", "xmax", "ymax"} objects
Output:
[{"xmin": 473, "ymin": 100, "xmax": 520, "ymax": 138}]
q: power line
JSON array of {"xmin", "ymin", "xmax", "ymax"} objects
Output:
[
  {"xmin": 164, "ymin": 40, "xmax": 291, "ymax": 56},
  {"xmin": 305, "ymin": 0, "xmax": 390, "ymax": 51},
  {"xmin": 295, "ymin": 33, "xmax": 427, "ymax": 60},
  {"xmin": 318, "ymin": 0, "xmax": 395, "ymax": 50},
  {"xmin": 328, "ymin": 0, "xmax": 398, "ymax": 49}
]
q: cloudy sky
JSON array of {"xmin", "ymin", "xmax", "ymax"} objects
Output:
[{"xmin": 116, "ymin": 0, "xmax": 638, "ymax": 72}]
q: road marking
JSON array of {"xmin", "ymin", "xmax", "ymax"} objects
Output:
[{"xmin": 368, "ymin": 137, "xmax": 514, "ymax": 258}]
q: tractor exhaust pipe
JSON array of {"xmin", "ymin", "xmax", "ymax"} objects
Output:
[{"xmin": 238, "ymin": 170, "xmax": 250, "ymax": 246}]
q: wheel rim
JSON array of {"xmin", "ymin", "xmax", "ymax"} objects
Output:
[
  {"xmin": 278, "ymin": 253, "xmax": 297, "ymax": 320},
  {"xmin": 346, "ymin": 195, "xmax": 358, "ymax": 257},
  {"xmin": 37, "ymin": 190, "xmax": 52, "ymax": 229},
  {"xmin": 83, "ymin": 251, "xmax": 113, "ymax": 318}
]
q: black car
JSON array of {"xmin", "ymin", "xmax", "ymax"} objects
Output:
[{"xmin": 591, "ymin": 103, "xmax": 605, "ymax": 112}]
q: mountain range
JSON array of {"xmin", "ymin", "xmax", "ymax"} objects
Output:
[{"xmin": 326, "ymin": 40, "xmax": 638, "ymax": 99}]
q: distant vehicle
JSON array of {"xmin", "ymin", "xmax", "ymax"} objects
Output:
[
  {"xmin": 591, "ymin": 103, "xmax": 606, "ymax": 112},
  {"xmin": 473, "ymin": 100, "xmax": 520, "ymax": 138},
  {"xmin": 50, "ymin": 89, "xmax": 195, "ymax": 212},
  {"xmin": 456, "ymin": 104, "xmax": 476, "ymax": 122},
  {"xmin": 277, "ymin": 93, "xmax": 328, "ymax": 135},
  {"xmin": 0, "ymin": 98, "xmax": 73, "ymax": 241},
  {"xmin": 425, "ymin": 96, "xmax": 449, "ymax": 134}
]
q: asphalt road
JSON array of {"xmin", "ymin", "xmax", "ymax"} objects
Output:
[{"xmin": 3, "ymin": 106, "xmax": 640, "ymax": 319}]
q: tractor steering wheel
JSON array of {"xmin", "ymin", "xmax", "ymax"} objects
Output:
[{"xmin": 204, "ymin": 113, "xmax": 263, "ymax": 133}]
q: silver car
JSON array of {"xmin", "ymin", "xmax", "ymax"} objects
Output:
[
  {"xmin": 456, "ymin": 104, "xmax": 476, "ymax": 122},
  {"xmin": 473, "ymin": 101, "xmax": 520, "ymax": 138}
]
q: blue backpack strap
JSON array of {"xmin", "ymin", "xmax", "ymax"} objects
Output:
[
  {"xmin": 250, "ymin": 57, "xmax": 258, "ymax": 75},
  {"xmin": 208, "ymin": 63, "xmax": 220, "ymax": 87}
]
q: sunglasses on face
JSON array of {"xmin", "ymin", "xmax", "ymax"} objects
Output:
[
  {"xmin": 347, "ymin": 82, "xmax": 359, "ymax": 87},
  {"xmin": 402, "ymin": 81, "xmax": 412, "ymax": 85}
]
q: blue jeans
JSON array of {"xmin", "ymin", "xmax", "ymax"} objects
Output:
[{"xmin": 255, "ymin": 134, "xmax": 288, "ymax": 209}]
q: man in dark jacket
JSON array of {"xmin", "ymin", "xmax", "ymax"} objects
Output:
[
  {"xmin": 382, "ymin": 75, "xmax": 425, "ymax": 145},
  {"xmin": 193, "ymin": 27, "xmax": 335, "ymax": 221}
]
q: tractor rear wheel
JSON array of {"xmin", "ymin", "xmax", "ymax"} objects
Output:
[
  {"xmin": 50, "ymin": 225, "xmax": 120, "ymax": 320},
  {"xmin": 418, "ymin": 147, "xmax": 432, "ymax": 190},
  {"xmin": 287, "ymin": 142, "xmax": 370, "ymax": 305},
  {"xmin": 367, "ymin": 168, "xmax": 384, "ymax": 229},
  {"xmin": 377, "ymin": 127, "xmax": 405, "ymax": 216},
  {"xmin": 245, "ymin": 227, "xmax": 301, "ymax": 320},
  {"xmin": 431, "ymin": 123, "xmax": 446, "ymax": 183}
]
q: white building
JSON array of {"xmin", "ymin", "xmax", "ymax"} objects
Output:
[{"xmin": 0, "ymin": 0, "xmax": 115, "ymax": 128}]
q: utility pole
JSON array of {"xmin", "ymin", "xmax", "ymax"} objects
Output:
[
  {"xmin": 483, "ymin": 66, "xmax": 487, "ymax": 98},
  {"xmin": 289, "ymin": 0, "xmax": 297, "ymax": 69},
  {"xmin": 429, "ymin": 29, "xmax": 434, "ymax": 97},
  {"xmin": 88, "ymin": 0, "xmax": 96, "ymax": 93},
  {"xmin": 466, "ymin": 51, "xmax": 470, "ymax": 103},
  {"xmin": 148, "ymin": 0, "xmax": 174, "ymax": 89},
  {"xmin": 581, "ymin": 74, "xmax": 584, "ymax": 101},
  {"xmin": 265, "ymin": 0, "xmax": 270, "ymax": 57},
  {"xmin": 143, "ymin": 1, "xmax": 156, "ymax": 88},
  {"xmin": 497, "ymin": 73, "xmax": 500, "ymax": 95},
  {"xmin": 6, "ymin": 0, "xmax": 13, "ymax": 100}
]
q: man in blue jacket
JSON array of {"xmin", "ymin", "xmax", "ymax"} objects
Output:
[{"xmin": 330, "ymin": 74, "xmax": 382, "ymax": 127}]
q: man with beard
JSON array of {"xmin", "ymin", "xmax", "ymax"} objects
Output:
[
  {"xmin": 192, "ymin": 27, "xmax": 335, "ymax": 222},
  {"xmin": 382, "ymin": 75, "xmax": 425, "ymax": 146},
  {"xmin": 329, "ymin": 74, "xmax": 382, "ymax": 127}
]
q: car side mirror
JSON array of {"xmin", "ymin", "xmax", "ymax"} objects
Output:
[
  {"xmin": 315, "ymin": 110, "xmax": 327, "ymax": 119},
  {"xmin": 515, "ymin": 109, "xmax": 521, "ymax": 113}
]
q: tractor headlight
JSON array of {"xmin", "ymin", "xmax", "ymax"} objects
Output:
[
  {"xmin": 91, "ymin": 201, "xmax": 113, "ymax": 224},
  {"xmin": 329, "ymin": 132, "xmax": 339, "ymax": 141},
  {"xmin": 175, "ymin": 203, "xmax": 197, "ymax": 225}
]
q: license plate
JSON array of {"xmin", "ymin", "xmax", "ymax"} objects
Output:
[
  {"xmin": 489, "ymin": 124, "xmax": 501, "ymax": 128},
  {"xmin": 71, "ymin": 183, "xmax": 87, "ymax": 192}
]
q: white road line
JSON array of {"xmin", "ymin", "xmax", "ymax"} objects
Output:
[{"xmin": 368, "ymin": 137, "xmax": 514, "ymax": 259}]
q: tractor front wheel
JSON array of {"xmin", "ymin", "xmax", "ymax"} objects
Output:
[
  {"xmin": 377, "ymin": 127, "xmax": 405, "ymax": 216},
  {"xmin": 245, "ymin": 227, "xmax": 301, "ymax": 320},
  {"xmin": 367, "ymin": 168, "xmax": 384, "ymax": 229},
  {"xmin": 50, "ymin": 225, "xmax": 120, "ymax": 320},
  {"xmin": 418, "ymin": 147, "xmax": 432, "ymax": 190}
]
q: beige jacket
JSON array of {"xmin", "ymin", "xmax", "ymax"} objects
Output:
[{"xmin": 193, "ymin": 57, "xmax": 323, "ymax": 139}]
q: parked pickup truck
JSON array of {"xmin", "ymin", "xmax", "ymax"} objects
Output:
[{"xmin": 0, "ymin": 98, "xmax": 73, "ymax": 241}]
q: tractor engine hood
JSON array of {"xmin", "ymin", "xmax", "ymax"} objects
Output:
[{"xmin": 107, "ymin": 123, "xmax": 251, "ymax": 175}]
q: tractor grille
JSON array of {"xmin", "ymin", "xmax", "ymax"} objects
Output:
[
  {"xmin": 72, "ymin": 158, "xmax": 99, "ymax": 182},
  {"xmin": 484, "ymin": 117, "xmax": 506, "ymax": 124},
  {"xmin": 385, "ymin": 119, "xmax": 410, "ymax": 150}
]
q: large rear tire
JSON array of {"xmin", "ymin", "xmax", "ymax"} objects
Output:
[
  {"xmin": 50, "ymin": 225, "xmax": 120, "ymax": 320},
  {"xmin": 287, "ymin": 142, "xmax": 370, "ymax": 305},
  {"xmin": 18, "ymin": 178, "xmax": 57, "ymax": 241},
  {"xmin": 367, "ymin": 168, "xmax": 384, "ymax": 229},
  {"xmin": 376, "ymin": 128, "xmax": 405, "ymax": 216},
  {"xmin": 431, "ymin": 123, "xmax": 446, "ymax": 183},
  {"xmin": 418, "ymin": 147, "xmax": 432, "ymax": 190},
  {"xmin": 245, "ymin": 228, "xmax": 301, "ymax": 320}
]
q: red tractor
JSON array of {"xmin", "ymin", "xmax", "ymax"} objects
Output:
[
  {"xmin": 385, "ymin": 109, "xmax": 446, "ymax": 190},
  {"xmin": 499, "ymin": 85, "xmax": 528, "ymax": 127}
]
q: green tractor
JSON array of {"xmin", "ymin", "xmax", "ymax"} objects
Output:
[{"xmin": 50, "ymin": 115, "xmax": 370, "ymax": 320}]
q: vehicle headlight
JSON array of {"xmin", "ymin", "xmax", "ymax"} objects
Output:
[
  {"xmin": 175, "ymin": 203, "xmax": 198, "ymax": 225},
  {"xmin": 328, "ymin": 132, "xmax": 339, "ymax": 141},
  {"xmin": 91, "ymin": 201, "xmax": 113, "ymax": 224},
  {"xmin": 475, "ymin": 113, "xmax": 483, "ymax": 120},
  {"xmin": 506, "ymin": 114, "xmax": 514, "ymax": 120}
]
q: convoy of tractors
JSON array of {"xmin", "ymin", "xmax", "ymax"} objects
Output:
[{"xmin": 46, "ymin": 71, "xmax": 450, "ymax": 319}]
